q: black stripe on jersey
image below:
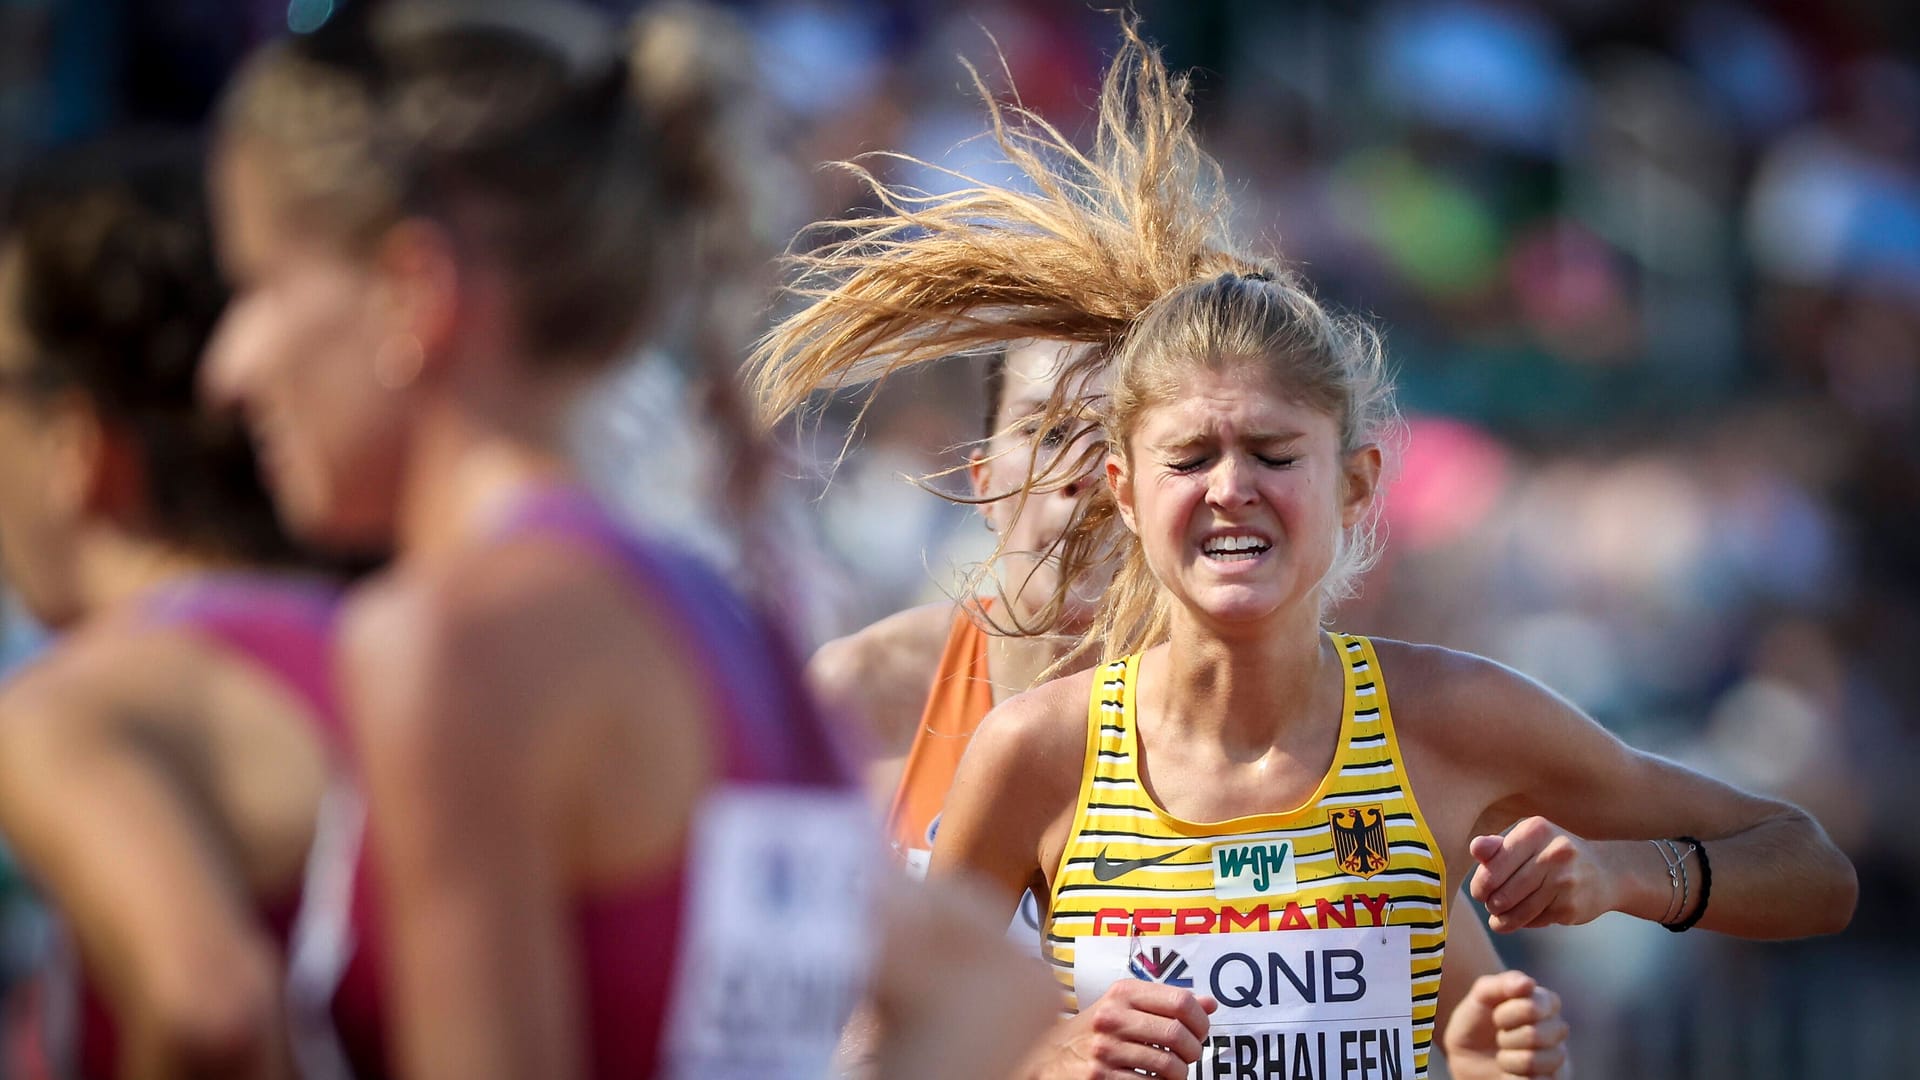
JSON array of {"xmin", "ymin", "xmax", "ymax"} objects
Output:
[
  {"xmin": 1099, "ymin": 724, "xmax": 1125, "ymax": 734},
  {"xmin": 1412, "ymin": 990, "xmax": 1440, "ymax": 1006},
  {"xmin": 1072, "ymin": 827, "xmax": 1186, "ymax": 840},
  {"xmin": 1412, "ymin": 941, "xmax": 1447, "ymax": 957},
  {"xmin": 1413, "ymin": 1036, "xmax": 1433, "ymax": 1051},
  {"xmin": 1057, "ymin": 883, "xmax": 1217, "ymax": 895},
  {"xmin": 1355, "ymin": 681, "xmax": 1376, "ymax": 692},
  {"xmin": 1350, "ymin": 733, "xmax": 1387, "ymax": 746},
  {"xmin": 1096, "ymin": 749, "xmax": 1130, "ymax": 760},
  {"xmin": 1401, "ymin": 919, "xmax": 1445, "ymax": 931},
  {"xmin": 1084, "ymin": 801, "xmax": 1152, "ymax": 811},
  {"xmin": 1343, "ymin": 758, "xmax": 1395, "ymax": 772},
  {"xmin": 1334, "ymin": 783, "xmax": 1405, "ymax": 799},
  {"xmin": 1047, "ymin": 953, "xmax": 1073, "ymax": 970},
  {"xmin": 1354, "ymin": 708, "xmax": 1382, "ymax": 720},
  {"xmin": 1389, "ymin": 840, "xmax": 1433, "ymax": 855},
  {"xmin": 1389, "ymin": 867, "xmax": 1444, "ymax": 884},
  {"xmin": 1049, "ymin": 908, "xmax": 1113, "ymax": 922},
  {"xmin": 1090, "ymin": 777, "xmax": 1136, "ymax": 787},
  {"xmin": 1385, "ymin": 813, "xmax": 1416, "ymax": 825},
  {"xmin": 1098, "ymin": 699, "xmax": 1123, "ymax": 710}
]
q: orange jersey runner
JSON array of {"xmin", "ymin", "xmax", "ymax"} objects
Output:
[
  {"xmin": 885, "ymin": 608, "xmax": 994, "ymax": 875},
  {"xmin": 882, "ymin": 604, "xmax": 1045, "ymax": 946}
]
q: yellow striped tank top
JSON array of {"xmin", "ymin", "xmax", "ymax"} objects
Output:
[{"xmin": 1044, "ymin": 633, "xmax": 1448, "ymax": 1080}]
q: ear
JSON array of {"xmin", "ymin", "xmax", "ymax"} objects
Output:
[
  {"xmin": 966, "ymin": 447, "xmax": 1001, "ymax": 532},
  {"xmin": 374, "ymin": 219, "xmax": 462, "ymax": 374},
  {"xmin": 1339, "ymin": 443, "xmax": 1383, "ymax": 529},
  {"xmin": 41, "ymin": 393, "xmax": 146, "ymax": 526},
  {"xmin": 1106, "ymin": 450, "xmax": 1139, "ymax": 536}
]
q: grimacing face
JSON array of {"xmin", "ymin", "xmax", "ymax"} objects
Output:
[
  {"xmin": 1108, "ymin": 363, "xmax": 1379, "ymax": 632},
  {"xmin": 969, "ymin": 341, "xmax": 1111, "ymax": 629},
  {"xmin": 202, "ymin": 139, "xmax": 412, "ymax": 553}
]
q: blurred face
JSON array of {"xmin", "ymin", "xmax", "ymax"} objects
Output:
[
  {"xmin": 202, "ymin": 139, "xmax": 410, "ymax": 553},
  {"xmin": 1109, "ymin": 363, "xmax": 1378, "ymax": 630},
  {"xmin": 969, "ymin": 341, "xmax": 1110, "ymax": 628},
  {"xmin": 0, "ymin": 248, "xmax": 86, "ymax": 628}
]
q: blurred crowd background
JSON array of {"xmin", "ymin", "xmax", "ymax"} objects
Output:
[{"xmin": 3, "ymin": 0, "xmax": 1917, "ymax": 1077}]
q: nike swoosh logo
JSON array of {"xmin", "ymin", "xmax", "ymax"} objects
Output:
[{"xmin": 1091, "ymin": 845, "xmax": 1191, "ymax": 882}]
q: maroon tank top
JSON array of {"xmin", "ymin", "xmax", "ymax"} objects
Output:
[{"xmin": 288, "ymin": 486, "xmax": 861, "ymax": 1079}]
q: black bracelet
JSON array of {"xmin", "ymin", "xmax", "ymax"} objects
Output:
[{"xmin": 1665, "ymin": 836, "xmax": 1711, "ymax": 932}]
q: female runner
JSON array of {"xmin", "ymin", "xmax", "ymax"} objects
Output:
[
  {"xmin": 0, "ymin": 138, "xmax": 341, "ymax": 1078},
  {"xmin": 753, "ymin": 19, "xmax": 1851, "ymax": 1079},
  {"xmin": 205, "ymin": 2, "xmax": 1052, "ymax": 1077},
  {"xmin": 780, "ymin": 342, "xmax": 1563, "ymax": 1079}
]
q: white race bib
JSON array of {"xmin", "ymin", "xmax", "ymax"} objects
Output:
[
  {"xmin": 660, "ymin": 785, "xmax": 876, "ymax": 1079},
  {"xmin": 1075, "ymin": 926, "xmax": 1414, "ymax": 1080}
]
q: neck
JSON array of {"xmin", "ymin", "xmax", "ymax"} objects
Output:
[
  {"xmin": 393, "ymin": 369, "xmax": 589, "ymax": 561},
  {"xmin": 1155, "ymin": 598, "xmax": 1333, "ymax": 757},
  {"xmin": 73, "ymin": 530, "xmax": 230, "ymax": 621}
]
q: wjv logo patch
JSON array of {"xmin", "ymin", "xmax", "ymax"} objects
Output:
[
  {"xmin": 1128, "ymin": 945, "xmax": 1192, "ymax": 988},
  {"xmin": 1211, "ymin": 839, "xmax": 1297, "ymax": 900}
]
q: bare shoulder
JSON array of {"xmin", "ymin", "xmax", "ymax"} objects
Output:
[
  {"xmin": 339, "ymin": 533, "xmax": 705, "ymax": 754},
  {"xmin": 808, "ymin": 600, "xmax": 957, "ymax": 750},
  {"xmin": 1369, "ymin": 636, "xmax": 1581, "ymax": 748},
  {"xmin": 0, "ymin": 621, "xmax": 217, "ymax": 741},
  {"xmin": 964, "ymin": 663, "xmax": 1096, "ymax": 784}
]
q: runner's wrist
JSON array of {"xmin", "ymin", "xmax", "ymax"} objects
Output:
[{"xmin": 1599, "ymin": 839, "xmax": 1672, "ymax": 922}]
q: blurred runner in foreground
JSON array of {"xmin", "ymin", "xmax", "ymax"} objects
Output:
[
  {"xmin": 204, "ymin": 1, "xmax": 1052, "ymax": 1077},
  {"xmin": 0, "ymin": 136, "xmax": 342, "ymax": 1080}
]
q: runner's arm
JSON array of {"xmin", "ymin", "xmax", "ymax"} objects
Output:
[
  {"xmin": 807, "ymin": 604, "xmax": 951, "ymax": 809},
  {"xmin": 0, "ymin": 654, "xmax": 287, "ymax": 1079},
  {"xmin": 1437, "ymin": 649, "xmax": 1855, "ymax": 938},
  {"xmin": 930, "ymin": 682, "xmax": 1215, "ymax": 1080}
]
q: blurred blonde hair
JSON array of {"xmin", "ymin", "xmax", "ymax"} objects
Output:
[{"xmin": 750, "ymin": 16, "xmax": 1396, "ymax": 664}]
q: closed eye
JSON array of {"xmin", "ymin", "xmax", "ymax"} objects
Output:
[
  {"xmin": 1256, "ymin": 454, "xmax": 1299, "ymax": 468},
  {"xmin": 1167, "ymin": 456, "xmax": 1210, "ymax": 474}
]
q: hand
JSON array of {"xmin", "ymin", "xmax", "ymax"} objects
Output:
[
  {"xmin": 1469, "ymin": 817, "xmax": 1614, "ymax": 932},
  {"xmin": 1442, "ymin": 969, "xmax": 1569, "ymax": 1079},
  {"xmin": 1023, "ymin": 980, "xmax": 1217, "ymax": 1079}
]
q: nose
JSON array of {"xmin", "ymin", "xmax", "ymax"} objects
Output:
[{"xmin": 1205, "ymin": 454, "xmax": 1257, "ymax": 509}]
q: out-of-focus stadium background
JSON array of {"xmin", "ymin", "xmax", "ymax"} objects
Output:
[{"xmin": 3, "ymin": 1, "xmax": 1917, "ymax": 1076}]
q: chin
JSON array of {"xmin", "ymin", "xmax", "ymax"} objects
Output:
[{"xmin": 1189, "ymin": 585, "xmax": 1295, "ymax": 627}]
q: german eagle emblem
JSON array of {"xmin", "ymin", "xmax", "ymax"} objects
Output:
[{"xmin": 1329, "ymin": 804, "xmax": 1390, "ymax": 879}]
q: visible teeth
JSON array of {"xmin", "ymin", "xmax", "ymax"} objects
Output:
[{"xmin": 1204, "ymin": 535, "xmax": 1269, "ymax": 555}]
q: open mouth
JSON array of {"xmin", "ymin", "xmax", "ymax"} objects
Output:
[{"xmin": 1200, "ymin": 531, "xmax": 1272, "ymax": 563}]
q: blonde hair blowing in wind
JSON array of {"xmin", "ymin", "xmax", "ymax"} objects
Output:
[{"xmin": 750, "ymin": 16, "xmax": 1396, "ymax": 664}]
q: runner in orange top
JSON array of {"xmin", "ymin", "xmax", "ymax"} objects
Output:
[{"xmin": 813, "ymin": 341, "xmax": 1101, "ymax": 866}]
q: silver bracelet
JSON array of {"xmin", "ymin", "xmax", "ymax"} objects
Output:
[{"xmin": 1650, "ymin": 838, "xmax": 1682, "ymax": 924}]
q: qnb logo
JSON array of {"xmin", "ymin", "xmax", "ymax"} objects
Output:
[
  {"xmin": 1128, "ymin": 945, "xmax": 1193, "ymax": 988},
  {"xmin": 1211, "ymin": 948, "xmax": 1368, "ymax": 1008}
]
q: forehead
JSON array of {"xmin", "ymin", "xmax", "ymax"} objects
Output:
[
  {"xmin": 1133, "ymin": 366, "xmax": 1336, "ymax": 444},
  {"xmin": 999, "ymin": 339, "xmax": 1101, "ymax": 414}
]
